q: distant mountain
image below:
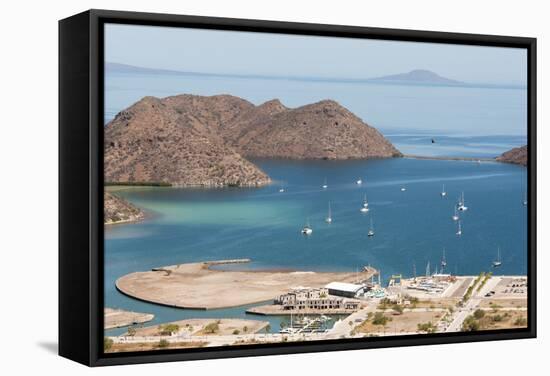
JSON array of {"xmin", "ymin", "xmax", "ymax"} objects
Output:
[
  {"xmin": 104, "ymin": 94, "xmax": 400, "ymax": 187},
  {"xmin": 105, "ymin": 62, "xmax": 187, "ymax": 76},
  {"xmin": 496, "ymin": 145, "xmax": 527, "ymax": 166},
  {"xmin": 370, "ymin": 69, "xmax": 463, "ymax": 85}
]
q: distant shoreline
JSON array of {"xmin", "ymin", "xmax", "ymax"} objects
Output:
[{"xmin": 403, "ymin": 154, "xmax": 497, "ymax": 162}]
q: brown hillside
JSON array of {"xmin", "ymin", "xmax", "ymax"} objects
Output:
[
  {"xmin": 496, "ymin": 145, "xmax": 527, "ymax": 166},
  {"xmin": 104, "ymin": 95, "xmax": 270, "ymax": 187},
  {"xmin": 222, "ymin": 99, "xmax": 401, "ymax": 159}
]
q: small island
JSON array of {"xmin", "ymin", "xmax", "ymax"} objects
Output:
[
  {"xmin": 104, "ymin": 94, "xmax": 401, "ymax": 187},
  {"xmin": 497, "ymin": 145, "xmax": 527, "ymax": 166}
]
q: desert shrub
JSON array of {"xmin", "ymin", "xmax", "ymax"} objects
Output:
[
  {"xmin": 103, "ymin": 337, "xmax": 113, "ymax": 351},
  {"xmin": 417, "ymin": 322, "xmax": 436, "ymax": 333},
  {"xmin": 492, "ymin": 314, "xmax": 503, "ymax": 322},
  {"xmin": 158, "ymin": 339, "xmax": 169, "ymax": 348},
  {"xmin": 473, "ymin": 309, "xmax": 485, "ymax": 319},
  {"xmin": 392, "ymin": 304, "xmax": 404, "ymax": 315},
  {"xmin": 372, "ymin": 312, "xmax": 391, "ymax": 326},
  {"xmin": 462, "ymin": 316, "xmax": 480, "ymax": 332},
  {"xmin": 204, "ymin": 322, "xmax": 220, "ymax": 334},
  {"xmin": 159, "ymin": 324, "xmax": 180, "ymax": 335}
]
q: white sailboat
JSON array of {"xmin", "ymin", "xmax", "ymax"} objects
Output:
[
  {"xmin": 441, "ymin": 248, "xmax": 447, "ymax": 270},
  {"xmin": 401, "ymin": 187, "xmax": 407, "ymax": 192},
  {"xmin": 456, "ymin": 220, "xmax": 462, "ymax": 236},
  {"xmin": 356, "ymin": 179, "xmax": 363, "ymax": 185},
  {"xmin": 301, "ymin": 218, "xmax": 313, "ymax": 235},
  {"xmin": 279, "ymin": 187, "xmax": 285, "ymax": 193},
  {"xmin": 452, "ymin": 206, "xmax": 459, "ymax": 221},
  {"xmin": 458, "ymin": 192, "xmax": 468, "ymax": 211},
  {"xmin": 360, "ymin": 195, "xmax": 369, "ymax": 213},
  {"xmin": 322, "ymin": 178, "xmax": 328, "ymax": 189},
  {"xmin": 523, "ymin": 192, "xmax": 528, "ymax": 206},
  {"xmin": 492, "ymin": 247, "xmax": 502, "ymax": 267},
  {"xmin": 367, "ymin": 218, "xmax": 375, "ymax": 237},
  {"xmin": 440, "ymin": 184, "xmax": 447, "ymax": 197},
  {"xmin": 325, "ymin": 202, "xmax": 332, "ymax": 223}
]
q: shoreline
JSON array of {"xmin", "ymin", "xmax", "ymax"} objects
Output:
[{"xmin": 115, "ymin": 259, "xmax": 377, "ymax": 310}]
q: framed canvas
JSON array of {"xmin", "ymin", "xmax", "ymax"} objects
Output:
[{"xmin": 59, "ymin": 9, "xmax": 536, "ymax": 366}]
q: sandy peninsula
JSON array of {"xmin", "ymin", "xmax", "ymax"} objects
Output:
[
  {"xmin": 116, "ymin": 259, "xmax": 377, "ymax": 309},
  {"xmin": 104, "ymin": 308, "xmax": 154, "ymax": 329}
]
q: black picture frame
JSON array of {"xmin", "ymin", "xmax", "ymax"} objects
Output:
[{"xmin": 59, "ymin": 9, "xmax": 537, "ymax": 367}]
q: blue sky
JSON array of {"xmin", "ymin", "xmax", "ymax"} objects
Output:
[{"xmin": 105, "ymin": 23, "xmax": 527, "ymax": 85}]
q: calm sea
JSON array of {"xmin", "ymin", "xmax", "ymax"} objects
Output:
[{"xmin": 104, "ymin": 72, "xmax": 527, "ymax": 335}]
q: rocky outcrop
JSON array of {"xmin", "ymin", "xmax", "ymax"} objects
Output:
[
  {"xmin": 104, "ymin": 95, "xmax": 270, "ymax": 187},
  {"xmin": 222, "ymin": 99, "xmax": 401, "ymax": 159},
  {"xmin": 496, "ymin": 145, "xmax": 527, "ymax": 166},
  {"xmin": 104, "ymin": 94, "xmax": 400, "ymax": 186},
  {"xmin": 104, "ymin": 192, "xmax": 145, "ymax": 224}
]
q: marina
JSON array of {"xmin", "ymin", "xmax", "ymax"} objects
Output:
[{"xmin": 105, "ymin": 156, "xmax": 527, "ymax": 336}]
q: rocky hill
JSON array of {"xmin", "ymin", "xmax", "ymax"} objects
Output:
[
  {"xmin": 222, "ymin": 99, "xmax": 401, "ymax": 159},
  {"xmin": 496, "ymin": 145, "xmax": 527, "ymax": 166},
  {"xmin": 104, "ymin": 95, "xmax": 270, "ymax": 187},
  {"xmin": 104, "ymin": 192, "xmax": 145, "ymax": 224},
  {"xmin": 104, "ymin": 94, "xmax": 400, "ymax": 186}
]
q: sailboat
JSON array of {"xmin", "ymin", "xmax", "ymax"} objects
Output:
[
  {"xmin": 356, "ymin": 179, "xmax": 363, "ymax": 185},
  {"xmin": 441, "ymin": 248, "xmax": 447, "ymax": 270},
  {"xmin": 456, "ymin": 221, "xmax": 462, "ymax": 236},
  {"xmin": 360, "ymin": 195, "xmax": 370, "ymax": 213},
  {"xmin": 523, "ymin": 192, "xmax": 528, "ymax": 206},
  {"xmin": 322, "ymin": 178, "xmax": 328, "ymax": 189},
  {"xmin": 452, "ymin": 206, "xmax": 460, "ymax": 221},
  {"xmin": 301, "ymin": 218, "xmax": 313, "ymax": 235},
  {"xmin": 279, "ymin": 187, "xmax": 285, "ymax": 193},
  {"xmin": 492, "ymin": 247, "xmax": 502, "ymax": 267},
  {"xmin": 401, "ymin": 187, "xmax": 407, "ymax": 192},
  {"xmin": 367, "ymin": 218, "xmax": 375, "ymax": 237},
  {"xmin": 440, "ymin": 184, "xmax": 447, "ymax": 197},
  {"xmin": 458, "ymin": 192, "xmax": 468, "ymax": 211},
  {"xmin": 325, "ymin": 202, "xmax": 332, "ymax": 223}
]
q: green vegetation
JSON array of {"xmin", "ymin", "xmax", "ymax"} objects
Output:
[
  {"xmin": 378, "ymin": 298, "xmax": 395, "ymax": 310},
  {"xmin": 417, "ymin": 322, "xmax": 437, "ymax": 333},
  {"xmin": 243, "ymin": 326, "xmax": 249, "ymax": 333},
  {"xmin": 105, "ymin": 181, "xmax": 172, "ymax": 187},
  {"xmin": 490, "ymin": 302, "xmax": 502, "ymax": 312},
  {"xmin": 492, "ymin": 314, "xmax": 503, "ymax": 322},
  {"xmin": 158, "ymin": 324, "xmax": 180, "ymax": 335},
  {"xmin": 127, "ymin": 327, "xmax": 136, "ymax": 337},
  {"xmin": 264, "ymin": 324, "xmax": 271, "ymax": 334},
  {"xmin": 473, "ymin": 309, "xmax": 486, "ymax": 320},
  {"xmin": 204, "ymin": 322, "xmax": 220, "ymax": 334},
  {"xmin": 477, "ymin": 272, "xmax": 493, "ymax": 292},
  {"xmin": 392, "ymin": 304, "xmax": 404, "ymax": 315},
  {"xmin": 158, "ymin": 339, "xmax": 169, "ymax": 348},
  {"xmin": 372, "ymin": 312, "xmax": 392, "ymax": 326},
  {"xmin": 514, "ymin": 317, "xmax": 528, "ymax": 326},
  {"xmin": 103, "ymin": 337, "xmax": 113, "ymax": 351},
  {"xmin": 232, "ymin": 329, "xmax": 240, "ymax": 335},
  {"xmin": 462, "ymin": 315, "xmax": 480, "ymax": 331},
  {"xmin": 463, "ymin": 272, "xmax": 486, "ymax": 303}
]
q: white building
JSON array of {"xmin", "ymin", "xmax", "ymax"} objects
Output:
[{"xmin": 325, "ymin": 282, "xmax": 365, "ymax": 298}]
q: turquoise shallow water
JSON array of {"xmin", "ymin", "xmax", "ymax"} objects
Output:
[{"xmin": 104, "ymin": 157, "xmax": 527, "ymax": 335}]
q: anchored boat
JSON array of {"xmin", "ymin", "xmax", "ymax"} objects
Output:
[{"xmin": 325, "ymin": 202, "xmax": 332, "ymax": 223}]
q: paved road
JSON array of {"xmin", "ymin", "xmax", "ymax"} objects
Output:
[
  {"xmin": 446, "ymin": 276, "xmax": 502, "ymax": 332},
  {"xmin": 325, "ymin": 303, "xmax": 378, "ymax": 339}
]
